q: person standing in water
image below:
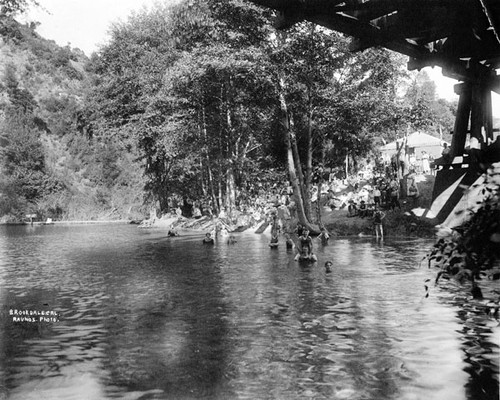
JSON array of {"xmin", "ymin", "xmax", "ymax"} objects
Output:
[
  {"xmin": 284, "ymin": 233, "xmax": 295, "ymax": 249},
  {"xmin": 295, "ymin": 229, "xmax": 317, "ymax": 261},
  {"xmin": 318, "ymin": 226, "xmax": 330, "ymax": 245},
  {"xmin": 269, "ymin": 231, "xmax": 279, "ymax": 247},
  {"xmin": 269, "ymin": 218, "xmax": 279, "ymax": 247},
  {"xmin": 372, "ymin": 205, "xmax": 386, "ymax": 239}
]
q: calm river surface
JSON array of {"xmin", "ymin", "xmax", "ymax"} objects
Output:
[{"xmin": 0, "ymin": 224, "xmax": 498, "ymax": 400}]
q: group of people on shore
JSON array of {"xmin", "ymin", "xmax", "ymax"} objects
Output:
[
  {"xmin": 346, "ymin": 176, "xmax": 402, "ymax": 218},
  {"xmin": 165, "ymin": 182, "xmax": 296, "ymax": 228}
]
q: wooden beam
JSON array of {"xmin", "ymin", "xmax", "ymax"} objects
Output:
[
  {"xmin": 451, "ymin": 84, "xmax": 472, "ymax": 158},
  {"xmin": 482, "ymin": 86, "xmax": 493, "ymax": 144},
  {"xmin": 470, "ymin": 84, "xmax": 484, "ymax": 147},
  {"xmin": 490, "ymin": 75, "xmax": 500, "ymax": 95},
  {"xmin": 479, "ymin": 0, "xmax": 500, "ymax": 45},
  {"xmin": 247, "ymin": 0, "xmax": 500, "ymax": 81}
]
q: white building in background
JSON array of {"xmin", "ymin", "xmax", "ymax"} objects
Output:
[{"xmin": 379, "ymin": 131, "xmax": 450, "ymax": 163}]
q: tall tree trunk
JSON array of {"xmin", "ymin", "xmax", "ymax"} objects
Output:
[
  {"xmin": 224, "ymin": 76, "xmax": 237, "ymax": 213},
  {"xmin": 345, "ymin": 153, "xmax": 349, "ymax": 180},
  {"xmin": 226, "ymin": 161, "xmax": 236, "ymax": 213},
  {"xmin": 278, "ymin": 75, "xmax": 318, "ymax": 233},
  {"xmin": 305, "ymin": 87, "xmax": 313, "ymax": 220},
  {"xmin": 289, "ymin": 114, "xmax": 307, "ymax": 211},
  {"xmin": 304, "ymin": 24, "xmax": 316, "ymax": 222},
  {"xmin": 200, "ymin": 158, "xmax": 206, "ymax": 197},
  {"xmin": 218, "ymin": 170, "xmax": 223, "ymax": 212},
  {"xmin": 200, "ymin": 104, "xmax": 218, "ymax": 215},
  {"xmin": 316, "ymin": 145, "xmax": 325, "ymax": 226},
  {"xmin": 216, "ymin": 84, "xmax": 225, "ymax": 213}
]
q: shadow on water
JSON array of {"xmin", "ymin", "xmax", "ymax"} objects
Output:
[
  {"xmin": 0, "ymin": 225, "xmax": 498, "ymax": 400},
  {"xmin": 438, "ymin": 283, "xmax": 500, "ymax": 400},
  {"xmin": 94, "ymin": 236, "xmax": 235, "ymax": 399}
]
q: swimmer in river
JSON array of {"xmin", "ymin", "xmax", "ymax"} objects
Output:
[
  {"xmin": 324, "ymin": 261, "xmax": 333, "ymax": 273},
  {"xmin": 202, "ymin": 232, "xmax": 214, "ymax": 244},
  {"xmin": 269, "ymin": 232, "xmax": 279, "ymax": 247},
  {"xmin": 168, "ymin": 228, "xmax": 179, "ymax": 237},
  {"xmin": 318, "ymin": 226, "xmax": 330, "ymax": 245},
  {"xmin": 284, "ymin": 233, "xmax": 294, "ymax": 249}
]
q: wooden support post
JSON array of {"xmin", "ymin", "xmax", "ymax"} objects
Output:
[
  {"xmin": 451, "ymin": 83, "xmax": 472, "ymax": 158},
  {"xmin": 470, "ymin": 83, "xmax": 484, "ymax": 148},
  {"xmin": 482, "ymin": 85, "xmax": 493, "ymax": 145}
]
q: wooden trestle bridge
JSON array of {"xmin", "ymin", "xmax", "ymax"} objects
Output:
[{"xmin": 249, "ymin": 0, "xmax": 500, "ymax": 225}]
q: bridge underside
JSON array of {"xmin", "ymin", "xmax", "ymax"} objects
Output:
[{"xmin": 250, "ymin": 0, "xmax": 500, "ymax": 224}]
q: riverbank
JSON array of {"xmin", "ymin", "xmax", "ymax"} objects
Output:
[
  {"xmin": 140, "ymin": 205, "xmax": 436, "ymax": 239},
  {"xmin": 141, "ymin": 174, "xmax": 437, "ymax": 238},
  {"xmin": 2, "ymin": 174, "xmax": 437, "ymax": 237},
  {"xmin": 0, "ymin": 220, "xmax": 132, "ymax": 226},
  {"xmin": 321, "ymin": 208, "xmax": 435, "ymax": 238}
]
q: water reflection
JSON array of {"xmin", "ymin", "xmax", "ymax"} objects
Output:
[{"xmin": 0, "ymin": 225, "xmax": 498, "ymax": 400}]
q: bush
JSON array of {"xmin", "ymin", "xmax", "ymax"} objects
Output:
[{"xmin": 424, "ymin": 166, "xmax": 500, "ymax": 297}]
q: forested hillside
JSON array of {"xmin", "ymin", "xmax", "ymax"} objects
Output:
[
  {"xmin": 0, "ymin": 14, "xmax": 145, "ymax": 222},
  {"xmin": 0, "ymin": 0, "xmax": 458, "ymax": 224}
]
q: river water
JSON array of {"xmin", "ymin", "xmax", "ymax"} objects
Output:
[{"xmin": 0, "ymin": 224, "xmax": 498, "ymax": 400}]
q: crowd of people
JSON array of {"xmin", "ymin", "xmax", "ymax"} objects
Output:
[
  {"xmin": 163, "ymin": 182, "xmax": 297, "ymax": 232},
  {"xmin": 343, "ymin": 175, "xmax": 402, "ymax": 218},
  {"xmin": 161, "ymin": 157, "xmax": 429, "ymax": 251}
]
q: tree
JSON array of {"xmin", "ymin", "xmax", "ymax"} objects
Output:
[
  {"xmin": 0, "ymin": 0, "xmax": 39, "ymax": 16},
  {"xmin": 267, "ymin": 21, "xmax": 406, "ymax": 229},
  {"xmin": 3, "ymin": 63, "xmax": 37, "ymax": 113},
  {"xmin": 403, "ymin": 70, "xmax": 456, "ymax": 136},
  {"xmin": 84, "ymin": 3, "xmax": 182, "ymax": 211},
  {"xmin": 88, "ymin": 0, "xmax": 275, "ymax": 214},
  {"xmin": 87, "ymin": 0, "xmax": 410, "ymax": 224},
  {"xmin": 0, "ymin": 64, "xmax": 52, "ymax": 209},
  {"xmin": 0, "ymin": 112, "xmax": 61, "ymax": 213}
]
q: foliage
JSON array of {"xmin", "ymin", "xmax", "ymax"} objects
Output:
[
  {"xmin": 424, "ymin": 166, "xmax": 500, "ymax": 298},
  {"xmin": 2, "ymin": 63, "xmax": 37, "ymax": 113},
  {"xmin": 0, "ymin": 2, "xmax": 463, "ymax": 223},
  {"xmin": 402, "ymin": 70, "xmax": 456, "ymax": 136},
  {"xmin": 0, "ymin": 14, "xmax": 145, "ymax": 221},
  {"xmin": 0, "ymin": 113, "xmax": 64, "ymax": 217},
  {"xmin": 0, "ymin": 0, "xmax": 39, "ymax": 16},
  {"xmin": 84, "ymin": 0, "xmax": 456, "ymax": 220}
]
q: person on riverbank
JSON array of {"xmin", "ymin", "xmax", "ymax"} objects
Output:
[
  {"xmin": 407, "ymin": 180, "xmax": 419, "ymax": 207},
  {"xmin": 358, "ymin": 200, "xmax": 367, "ymax": 218},
  {"xmin": 295, "ymin": 229, "xmax": 317, "ymax": 261},
  {"xmin": 372, "ymin": 205, "xmax": 386, "ymax": 239},
  {"xmin": 421, "ymin": 151, "xmax": 430, "ymax": 174},
  {"xmin": 348, "ymin": 200, "xmax": 358, "ymax": 217},
  {"xmin": 441, "ymin": 142, "xmax": 451, "ymax": 163},
  {"xmin": 389, "ymin": 178, "xmax": 401, "ymax": 210},
  {"xmin": 373, "ymin": 186, "xmax": 381, "ymax": 207},
  {"xmin": 192, "ymin": 206, "xmax": 202, "ymax": 219},
  {"xmin": 168, "ymin": 228, "xmax": 179, "ymax": 237},
  {"xmin": 203, "ymin": 232, "xmax": 214, "ymax": 244}
]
